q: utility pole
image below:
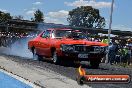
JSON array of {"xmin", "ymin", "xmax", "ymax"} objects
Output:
[
  {"xmin": 106, "ymin": 0, "xmax": 114, "ymax": 63},
  {"xmin": 108, "ymin": 0, "xmax": 114, "ymax": 44}
]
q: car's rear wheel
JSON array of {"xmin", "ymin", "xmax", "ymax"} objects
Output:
[
  {"xmin": 32, "ymin": 48, "xmax": 42, "ymax": 61},
  {"xmin": 90, "ymin": 59, "xmax": 100, "ymax": 69},
  {"xmin": 52, "ymin": 51, "xmax": 61, "ymax": 64}
]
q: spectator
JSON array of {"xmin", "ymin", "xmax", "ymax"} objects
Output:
[
  {"xmin": 127, "ymin": 39, "xmax": 132, "ymax": 65},
  {"xmin": 101, "ymin": 36, "xmax": 108, "ymax": 44},
  {"xmin": 108, "ymin": 39, "xmax": 119, "ymax": 65}
]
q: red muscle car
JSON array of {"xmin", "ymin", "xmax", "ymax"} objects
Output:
[{"xmin": 28, "ymin": 28, "xmax": 108, "ymax": 68}]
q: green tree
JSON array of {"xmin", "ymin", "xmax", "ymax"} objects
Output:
[
  {"xmin": 67, "ymin": 6, "xmax": 105, "ymax": 28},
  {"xmin": 33, "ymin": 9, "xmax": 44, "ymax": 22},
  {"xmin": 0, "ymin": 11, "xmax": 12, "ymax": 23}
]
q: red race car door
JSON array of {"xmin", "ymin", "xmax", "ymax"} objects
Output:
[{"xmin": 38, "ymin": 30, "xmax": 51, "ymax": 57}]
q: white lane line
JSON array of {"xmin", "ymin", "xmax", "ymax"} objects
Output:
[{"xmin": 0, "ymin": 69, "xmax": 41, "ymax": 88}]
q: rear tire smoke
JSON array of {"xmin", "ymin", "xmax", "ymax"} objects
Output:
[{"xmin": 32, "ymin": 48, "xmax": 42, "ymax": 61}]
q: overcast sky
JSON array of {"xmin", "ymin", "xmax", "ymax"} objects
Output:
[{"xmin": 0, "ymin": 0, "xmax": 131, "ymax": 31}]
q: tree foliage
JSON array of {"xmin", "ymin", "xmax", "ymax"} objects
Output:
[
  {"xmin": 67, "ymin": 6, "xmax": 105, "ymax": 28},
  {"xmin": 33, "ymin": 9, "xmax": 44, "ymax": 22},
  {"xmin": 0, "ymin": 11, "xmax": 12, "ymax": 23}
]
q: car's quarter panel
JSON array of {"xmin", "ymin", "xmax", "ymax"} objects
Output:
[
  {"xmin": 28, "ymin": 31, "xmax": 46, "ymax": 55},
  {"xmin": 28, "ymin": 37, "xmax": 41, "ymax": 54}
]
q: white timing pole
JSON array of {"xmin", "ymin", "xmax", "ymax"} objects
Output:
[
  {"xmin": 106, "ymin": 0, "xmax": 114, "ymax": 63},
  {"xmin": 108, "ymin": 0, "xmax": 114, "ymax": 45}
]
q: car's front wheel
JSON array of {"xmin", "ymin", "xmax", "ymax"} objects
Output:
[{"xmin": 52, "ymin": 51, "xmax": 61, "ymax": 64}]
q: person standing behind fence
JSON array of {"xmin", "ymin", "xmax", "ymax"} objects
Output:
[
  {"xmin": 101, "ymin": 36, "xmax": 108, "ymax": 63},
  {"xmin": 101, "ymin": 36, "xmax": 108, "ymax": 44},
  {"xmin": 128, "ymin": 46, "xmax": 131, "ymax": 65},
  {"xmin": 127, "ymin": 39, "xmax": 132, "ymax": 65},
  {"xmin": 108, "ymin": 40, "xmax": 119, "ymax": 65}
]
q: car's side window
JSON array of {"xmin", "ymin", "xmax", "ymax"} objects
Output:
[{"xmin": 41, "ymin": 30, "xmax": 50, "ymax": 38}]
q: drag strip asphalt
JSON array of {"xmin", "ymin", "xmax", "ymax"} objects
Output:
[{"xmin": 0, "ymin": 55, "xmax": 132, "ymax": 88}]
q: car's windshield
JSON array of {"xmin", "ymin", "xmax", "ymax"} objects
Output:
[{"xmin": 54, "ymin": 30, "xmax": 87, "ymax": 39}]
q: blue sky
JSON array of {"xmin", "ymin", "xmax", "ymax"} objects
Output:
[{"xmin": 0, "ymin": 0, "xmax": 132, "ymax": 31}]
